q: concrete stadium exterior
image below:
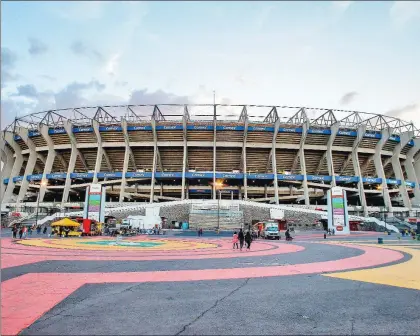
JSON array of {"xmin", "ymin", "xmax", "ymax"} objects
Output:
[{"xmin": 1, "ymin": 104, "xmax": 420, "ymax": 216}]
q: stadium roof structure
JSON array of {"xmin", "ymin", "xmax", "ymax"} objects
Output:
[{"xmin": 3, "ymin": 104, "xmax": 419, "ymax": 137}]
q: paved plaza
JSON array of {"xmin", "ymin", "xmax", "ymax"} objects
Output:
[{"xmin": 1, "ymin": 231, "xmax": 419, "ymax": 335}]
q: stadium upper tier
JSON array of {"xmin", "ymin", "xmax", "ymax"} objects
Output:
[{"xmin": 1, "ymin": 104, "xmax": 420, "ymax": 212}]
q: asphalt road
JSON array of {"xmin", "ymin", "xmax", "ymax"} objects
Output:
[{"xmin": 21, "ymin": 276, "xmax": 420, "ymax": 335}]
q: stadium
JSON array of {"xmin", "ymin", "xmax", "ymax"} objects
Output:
[{"xmin": 1, "ymin": 104, "xmax": 420, "ymax": 229}]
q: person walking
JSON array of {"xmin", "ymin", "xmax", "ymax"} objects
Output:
[
  {"xmin": 232, "ymin": 231, "xmax": 239, "ymax": 249},
  {"xmin": 18, "ymin": 227, "xmax": 23, "ymax": 239},
  {"xmin": 22, "ymin": 226, "xmax": 28, "ymax": 239},
  {"xmin": 238, "ymin": 228, "xmax": 245, "ymax": 251},
  {"xmin": 12, "ymin": 226, "xmax": 17, "ymax": 239},
  {"xmin": 245, "ymin": 230, "xmax": 252, "ymax": 251},
  {"xmin": 43, "ymin": 226, "xmax": 47, "ymax": 235}
]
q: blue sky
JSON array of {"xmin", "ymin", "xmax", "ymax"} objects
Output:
[{"xmin": 1, "ymin": 1, "xmax": 420, "ymax": 127}]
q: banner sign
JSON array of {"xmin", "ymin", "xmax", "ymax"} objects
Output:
[
  {"xmin": 335, "ymin": 176, "xmax": 359, "ymax": 183},
  {"xmin": 405, "ymin": 181, "xmax": 415, "ymax": 188},
  {"xmin": 247, "ymin": 126, "xmax": 275, "ymax": 132},
  {"xmin": 216, "ymin": 125, "xmax": 245, "ymax": 131},
  {"xmin": 28, "ymin": 130, "xmax": 41, "ymax": 137},
  {"xmin": 187, "ymin": 125, "xmax": 214, "ymax": 131},
  {"xmin": 97, "ymin": 172, "xmax": 123, "ymax": 178},
  {"xmin": 363, "ymin": 132, "xmax": 381, "ymax": 139},
  {"xmin": 362, "ymin": 177, "xmax": 382, "ymax": 184},
  {"xmin": 277, "ymin": 174, "xmax": 304, "ymax": 181},
  {"xmin": 278, "ymin": 127, "xmax": 303, "ymax": 134},
  {"xmin": 308, "ymin": 129, "xmax": 331, "ymax": 135},
  {"xmin": 386, "ymin": 178, "xmax": 401, "ymax": 185},
  {"xmin": 48, "ymin": 128, "xmax": 66, "ymax": 135},
  {"xmin": 215, "ymin": 172, "xmax": 244, "ymax": 179},
  {"xmin": 189, "ymin": 189, "xmax": 212, "ymax": 193},
  {"xmin": 156, "ymin": 125, "xmax": 183, "ymax": 130},
  {"xmin": 155, "ymin": 172, "xmax": 183, "ymax": 178},
  {"xmin": 327, "ymin": 186, "xmax": 350, "ymax": 235},
  {"xmin": 337, "ymin": 130, "xmax": 357, "ymax": 137},
  {"xmin": 73, "ymin": 127, "xmax": 94, "ymax": 133},
  {"xmin": 389, "ymin": 135, "xmax": 400, "ymax": 142},
  {"xmin": 46, "ymin": 173, "xmax": 67, "ymax": 179},
  {"xmin": 27, "ymin": 174, "xmax": 43, "ymax": 181},
  {"xmin": 125, "ymin": 172, "xmax": 153, "ymax": 178},
  {"xmin": 14, "ymin": 135, "xmax": 22, "ymax": 140},
  {"xmin": 99, "ymin": 126, "xmax": 123, "ymax": 132},
  {"xmin": 306, "ymin": 175, "xmax": 332, "ymax": 182},
  {"xmin": 13, "ymin": 176, "xmax": 23, "ymax": 182},
  {"xmin": 126, "ymin": 125, "xmax": 153, "ymax": 131},
  {"xmin": 186, "ymin": 172, "xmax": 213, "ymax": 178},
  {"xmin": 3, "ymin": 178, "xmax": 9, "ymax": 184},
  {"xmin": 247, "ymin": 173, "xmax": 274, "ymax": 180},
  {"xmin": 70, "ymin": 172, "xmax": 94, "ymax": 179}
]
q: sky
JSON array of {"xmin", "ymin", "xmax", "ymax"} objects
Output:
[{"xmin": 1, "ymin": 1, "xmax": 420, "ymax": 128}]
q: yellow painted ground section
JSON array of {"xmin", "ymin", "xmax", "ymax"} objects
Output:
[
  {"xmin": 16, "ymin": 238, "xmax": 218, "ymax": 251},
  {"xmin": 324, "ymin": 244, "xmax": 420, "ymax": 291}
]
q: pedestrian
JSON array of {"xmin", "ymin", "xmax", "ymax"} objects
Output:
[
  {"xmin": 332, "ymin": 228, "xmax": 335, "ymax": 235},
  {"xmin": 43, "ymin": 226, "xmax": 47, "ymax": 235},
  {"xmin": 22, "ymin": 226, "xmax": 28, "ymax": 239},
  {"xmin": 328, "ymin": 228, "xmax": 331, "ymax": 235},
  {"xmin": 197, "ymin": 228, "xmax": 201, "ymax": 237},
  {"xmin": 232, "ymin": 231, "xmax": 239, "ymax": 249},
  {"xmin": 12, "ymin": 226, "xmax": 17, "ymax": 239},
  {"xmin": 18, "ymin": 227, "xmax": 23, "ymax": 239},
  {"xmin": 36, "ymin": 225, "xmax": 41, "ymax": 234},
  {"xmin": 238, "ymin": 228, "xmax": 245, "ymax": 251},
  {"xmin": 245, "ymin": 230, "xmax": 252, "ymax": 250}
]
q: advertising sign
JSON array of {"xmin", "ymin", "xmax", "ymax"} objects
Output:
[
  {"xmin": 327, "ymin": 187, "xmax": 350, "ymax": 235},
  {"xmin": 84, "ymin": 184, "xmax": 105, "ymax": 222}
]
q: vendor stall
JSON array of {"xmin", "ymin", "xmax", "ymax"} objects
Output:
[{"xmin": 51, "ymin": 218, "xmax": 82, "ymax": 237}]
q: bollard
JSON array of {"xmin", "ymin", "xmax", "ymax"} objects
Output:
[{"xmin": 378, "ymin": 237, "xmax": 383, "ymax": 244}]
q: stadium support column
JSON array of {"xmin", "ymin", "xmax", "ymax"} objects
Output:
[
  {"xmin": 62, "ymin": 121, "xmax": 78, "ymax": 205},
  {"xmin": 181, "ymin": 110, "xmax": 188, "ymax": 200},
  {"xmin": 242, "ymin": 118, "xmax": 249, "ymax": 200},
  {"xmin": 374, "ymin": 128, "xmax": 393, "ymax": 212},
  {"xmin": 120, "ymin": 119, "xmax": 130, "ymax": 203},
  {"xmin": 38, "ymin": 125, "xmax": 56, "ymax": 202},
  {"xmin": 212, "ymin": 111, "xmax": 217, "ymax": 200},
  {"xmin": 391, "ymin": 131, "xmax": 414, "ymax": 209},
  {"xmin": 326, "ymin": 124, "xmax": 339, "ymax": 187},
  {"xmin": 16, "ymin": 127, "xmax": 37, "ymax": 203},
  {"xmin": 150, "ymin": 118, "xmax": 158, "ymax": 203},
  {"xmin": 1, "ymin": 133, "xmax": 18, "ymax": 203},
  {"xmin": 300, "ymin": 121, "xmax": 310, "ymax": 205},
  {"xmin": 405, "ymin": 138, "xmax": 420, "ymax": 206},
  {"xmin": 272, "ymin": 119, "xmax": 280, "ymax": 205},
  {"xmin": 352, "ymin": 125, "xmax": 368, "ymax": 216},
  {"xmin": 92, "ymin": 120, "xmax": 103, "ymax": 184}
]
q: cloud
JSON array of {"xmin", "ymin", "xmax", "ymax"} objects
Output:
[
  {"xmin": 331, "ymin": 1, "xmax": 353, "ymax": 15},
  {"xmin": 255, "ymin": 5, "xmax": 274, "ymax": 31},
  {"xmin": 70, "ymin": 40, "xmax": 103, "ymax": 61},
  {"xmin": 39, "ymin": 74, "xmax": 56, "ymax": 81},
  {"xmin": 1, "ymin": 47, "xmax": 19, "ymax": 87},
  {"xmin": 28, "ymin": 38, "xmax": 48, "ymax": 56},
  {"xmin": 54, "ymin": 1, "xmax": 107, "ymax": 21},
  {"xmin": 129, "ymin": 89, "xmax": 189, "ymax": 105},
  {"xmin": 54, "ymin": 80, "xmax": 106, "ymax": 108},
  {"xmin": 104, "ymin": 53, "xmax": 121, "ymax": 76},
  {"xmin": 339, "ymin": 91, "xmax": 358, "ymax": 105},
  {"xmin": 390, "ymin": 1, "xmax": 420, "ymax": 28},
  {"xmin": 12, "ymin": 84, "xmax": 39, "ymax": 99},
  {"xmin": 385, "ymin": 103, "xmax": 418, "ymax": 117}
]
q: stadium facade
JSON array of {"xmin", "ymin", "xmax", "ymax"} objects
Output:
[{"xmin": 1, "ymin": 104, "xmax": 420, "ymax": 216}]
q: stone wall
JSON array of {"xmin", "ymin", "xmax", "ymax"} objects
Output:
[{"xmin": 159, "ymin": 203, "xmax": 189, "ymax": 225}]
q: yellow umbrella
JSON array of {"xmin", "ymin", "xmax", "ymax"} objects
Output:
[{"xmin": 51, "ymin": 218, "xmax": 80, "ymax": 227}]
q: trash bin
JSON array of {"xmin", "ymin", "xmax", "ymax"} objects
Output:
[{"xmin": 378, "ymin": 237, "xmax": 383, "ymax": 244}]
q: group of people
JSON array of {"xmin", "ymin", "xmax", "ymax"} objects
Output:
[
  {"xmin": 232, "ymin": 228, "xmax": 253, "ymax": 251},
  {"xmin": 11, "ymin": 224, "xmax": 48, "ymax": 239}
]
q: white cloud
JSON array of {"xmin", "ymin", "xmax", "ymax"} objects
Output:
[
  {"xmin": 104, "ymin": 53, "xmax": 121, "ymax": 76},
  {"xmin": 331, "ymin": 1, "xmax": 353, "ymax": 15},
  {"xmin": 390, "ymin": 1, "xmax": 420, "ymax": 28},
  {"xmin": 53, "ymin": 1, "xmax": 107, "ymax": 21}
]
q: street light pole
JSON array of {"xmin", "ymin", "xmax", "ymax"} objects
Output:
[{"xmin": 217, "ymin": 189, "xmax": 221, "ymax": 231}]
